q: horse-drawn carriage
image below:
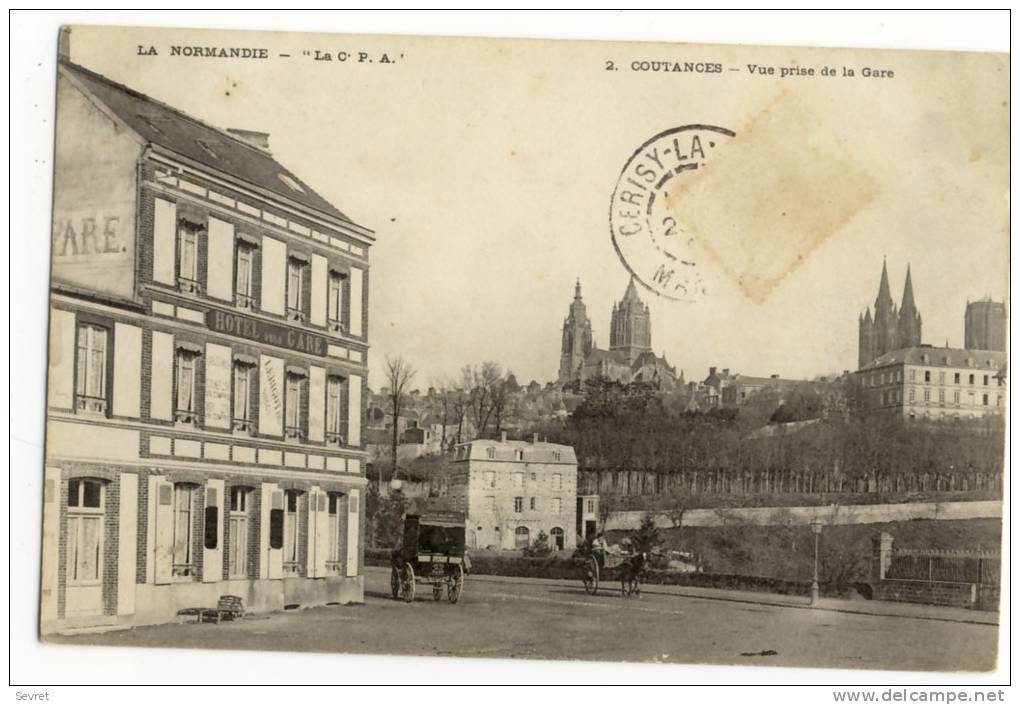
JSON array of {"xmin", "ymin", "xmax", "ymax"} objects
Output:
[
  {"xmin": 576, "ymin": 542, "xmax": 647, "ymax": 597},
  {"xmin": 390, "ymin": 512, "xmax": 467, "ymax": 604}
]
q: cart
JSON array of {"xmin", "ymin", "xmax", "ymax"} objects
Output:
[
  {"xmin": 577, "ymin": 547, "xmax": 646, "ymax": 597},
  {"xmin": 390, "ymin": 512, "xmax": 467, "ymax": 604}
]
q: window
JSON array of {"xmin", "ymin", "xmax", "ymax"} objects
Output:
[
  {"xmin": 954, "ymin": 391, "xmax": 960, "ymax": 404},
  {"xmin": 969, "ymin": 374, "xmax": 975, "ymax": 385},
  {"xmin": 954, "ymin": 373, "xmax": 960, "ymax": 384},
  {"xmin": 66, "ymin": 479, "xmax": 104, "ymax": 585},
  {"xmin": 515, "ymin": 449, "xmax": 524, "ymax": 461},
  {"xmin": 514, "ymin": 526, "xmax": 530, "ymax": 549},
  {"xmin": 327, "ymin": 271, "xmax": 345, "ymax": 331},
  {"xmin": 553, "ymin": 498, "xmax": 562, "ymax": 514},
  {"xmin": 283, "ymin": 491, "xmax": 301, "ymax": 575},
  {"xmin": 284, "ymin": 373, "xmax": 304, "ymax": 441},
  {"xmin": 172, "ymin": 484, "xmax": 197, "ymax": 578},
  {"xmin": 924, "ymin": 370, "xmax": 931, "ymax": 383},
  {"xmin": 529, "ymin": 497, "xmax": 537, "ymax": 511},
  {"xmin": 326, "ymin": 493, "xmax": 343, "ymax": 574},
  {"xmin": 177, "ymin": 220, "xmax": 201, "ymax": 292},
  {"xmin": 75, "ymin": 324, "xmax": 108, "ymax": 414},
  {"xmin": 552, "ymin": 473, "xmax": 562, "ymax": 491},
  {"xmin": 486, "ymin": 447, "xmax": 495, "ymax": 459},
  {"xmin": 286, "ymin": 258, "xmax": 306, "ymax": 321},
  {"xmin": 983, "ymin": 375, "xmax": 989, "ymax": 386},
  {"xmin": 909, "ymin": 369, "xmax": 916, "ymax": 382},
  {"xmin": 938, "ymin": 389, "xmax": 945, "ymax": 403},
  {"xmin": 938, "ymin": 371, "xmax": 945, "ymax": 385},
  {"xmin": 232, "ymin": 362, "xmax": 254, "ymax": 433},
  {"xmin": 923, "ymin": 389, "xmax": 930, "ymax": 402},
  {"xmin": 484, "ymin": 471, "xmax": 496, "ymax": 488},
  {"xmin": 983, "ymin": 394, "xmax": 989, "ymax": 406},
  {"xmin": 228, "ymin": 487, "xmax": 250, "ymax": 578},
  {"xmin": 234, "ymin": 241, "xmax": 255, "ymax": 308},
  {"xmin": 175, "ymin": 349, "xmax": 199, "ymax": 424},
  {"xmin": 550, "ymin": 527, "xmax": 565, "ymax": 550},
  {"xmin": 514, "ymin": 497, "xmax": 523, "ymax": 513},
  {"xmin": 512, "ymin": 472, "xmax": 524, "ymax": 488},
  {"xmin": 326, "ymin": 376, "xmax": 345, "ymax": 445},
  {"xmin": 552, "ymin": 451, "xmax": 561, "ymax": 461},
  {"xmin": 586, "ymin": 499, "xmax": 595, "ymax": 514}
]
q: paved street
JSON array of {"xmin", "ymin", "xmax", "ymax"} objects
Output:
[{"xmin": 49, "ymin": 568, "xmax": 999, "ymax": 671}]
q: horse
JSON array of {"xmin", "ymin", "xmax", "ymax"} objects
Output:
[{"xmin": 619, "ymin": 551, "xmax": 647, "ymax": 597}]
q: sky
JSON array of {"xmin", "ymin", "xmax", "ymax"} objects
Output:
[{"xmin": 67, "ymin": 25, "xmax": 1009, "ymax": 391}]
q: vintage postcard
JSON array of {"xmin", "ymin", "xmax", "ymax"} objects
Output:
[{"xmin": 40, "ymin": 23, "xmax": 1007, "ymax": 675}]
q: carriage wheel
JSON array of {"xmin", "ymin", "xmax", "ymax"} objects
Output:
[
  {"xmin": 390, "ymin": 566, "xmax": 401, "ymax": 600},
  {"xmin": 433, "ymin": 584, "xmax": 443, "ymax": 601},
  {"xmin": 582, "ymin": 556, "xmax": 599, "ymax": 595},
  {"xmin": 447, "ymin": 564, "xmax": 464, "ymax": 604},
  {"xmin": 401, "ymin": 563, "xmax": 416, "ymax": 603}
]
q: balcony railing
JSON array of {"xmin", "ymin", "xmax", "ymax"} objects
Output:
[
  {"xmin": 177, "ymin": 276, "xmax": 202, "ymax": 295},
  {"xmin": 326, "ymin": 431, "xmax": 345, "ymax": 447},
  {"xmin": 235, "ymin": 292, "xmax": 256, "ymax": 310},
  {"xmin": 232, "ymin": 418, "xmax": 254, "ymax": 435},
  {"xmin": 76, "ymin": 395, "xmax": 107, "ymax": 415},
  {"xmin": 285, "ymin": 426, "xmax": 305, "ymax": 442},
  {"xmin": 286, "ymin": 307, "xmax": 306, "ymax": 323},
  {"xmin": 175, "ymin": 409, "xmax": 199, "ymax": 426}
]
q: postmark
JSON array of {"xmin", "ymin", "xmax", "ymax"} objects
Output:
[{"xmin": 610, "ymin": 124, "xmax": 736, "ymax": 302}]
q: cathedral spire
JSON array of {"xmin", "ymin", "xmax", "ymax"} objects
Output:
[
  {"xmin": 622, "ymin": 276, "xmax": 642, "ymax": 304},
  {"xmin": 876, "ymin": 257, "xmax": 893, "ymax": 309},
  {"xmin": 574, "ymin": 278, "xmax": 582, "ymax": 300},
  {"xmin": 900, "ymin": 264, "xmax": 916, "ymax": 314}
]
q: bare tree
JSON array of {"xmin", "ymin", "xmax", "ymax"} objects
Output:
[
  {"xmin": 464, "ymin": 361, "xmax": 503, "ymax": 437},
  {"xmin": 384, "ymin": 356, "xmax": 416, "ymax": 490}
]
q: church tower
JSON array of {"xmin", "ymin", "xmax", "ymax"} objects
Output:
[
  {"xmin": 897, "ymin": 264, "xmax": 922, "ymax": 348},
  {"xmin": 610, "ymin": 277, "xmax": 652, "ymax": 364},
  {"xmin": 872, "ymin": 259, "xmax": 899, "ymax": 359},
  {"xmin": 858, "ymin": 307, "xmax": 875, "ymax": 369},
  {"xmin": 558, "ymin": 279, "xmax": 593, "ymax": 384}
]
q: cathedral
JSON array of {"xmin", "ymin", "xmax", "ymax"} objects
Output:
[
  {"xmin": 558, "ymin": 278, "xmax": 679, "ymax": 389},
  {"xmin": 858, "ymin": 259, "xmax": 922, "ymax": 368}
]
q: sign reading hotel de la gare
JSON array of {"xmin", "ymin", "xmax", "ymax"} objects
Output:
[{"xmin": 206, "ymin": 309, "xmax": 329, "ymax": 356}]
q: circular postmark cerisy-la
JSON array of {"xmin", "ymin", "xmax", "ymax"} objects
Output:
[{"xmin": 610, "ymin": 124, "xmax": 736, "ymax": 302}]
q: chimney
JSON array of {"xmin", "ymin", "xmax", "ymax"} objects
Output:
[
  {"xmin": 226, "ymin": 128, "xmax": 271, "ymax": 151},
  {"xmin": 723, "ymin": 368, "xmax": 730, "ymax": 376},
  {"xmin": 500, "ymin": 431, "xmax": 507, "ymax": 443},
  {"xmin": 709, "ymin": 366, "xmax": 717, "ymax": 376},
  {"xmin": 58, "ymin": 26, "xmax": 71, "ymax": 62},
  {"xmin": 771, "ymin": 374, "xmax": 780, "ymax": 379}
]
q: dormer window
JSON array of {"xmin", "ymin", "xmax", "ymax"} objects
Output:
[
  {"xmin": 196, "ymin": 139, "xmax": 219, "ymax": 159},
  {"xmin": 278, "ymin": 173, "xmax": 305, "ymax": 193}
]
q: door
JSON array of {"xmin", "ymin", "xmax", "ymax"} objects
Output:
[
  {"xmin": 65, "ymin": 479, "xmax": 105, "ymax": 617},
  {"xmin": 585, "ymin": 520, "xmax": 597, "ymax": 541}
]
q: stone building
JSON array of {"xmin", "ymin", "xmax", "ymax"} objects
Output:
[
  {"xmin": 858, "ymin": 260, "xmax": 922, "ymax": 368},
  {"xmin": 965, "ymin": 298, "xmax": 1007, "ymax": 352},
  {"xmin": 558, "ymin": 278, "xmax": 677, "ymax": 389},
  {"xmin": 854, "ymin": 346, "xmax": 1007, "ymax": 420},
  {"xmin": 42, "ymin": 61, "xmax": 372, "ymax": 634},
  {"xmin": 446, "ymin": 436, "xmax": 578, "ymax": 551}
]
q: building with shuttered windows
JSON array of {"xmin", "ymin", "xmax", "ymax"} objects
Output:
[{"xmin": 42, "ymin": 60, "xmax": 373, "ymax": 634}]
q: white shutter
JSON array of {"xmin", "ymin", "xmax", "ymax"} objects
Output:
[
  {"xmin": 258, "ymin": 355, "xmax": 285, "ymax": 436},
  {"xmin": 346, "ymin": 489, "xmax": 360, "ymax": 577},
  {"xmin": 260, "ymin": 236, "xmax": 286, "ymax": 315},
  {"xmin": 47, "ymin": 308, "xmax": 75, "ymax": 409},
  {"xmin": 315, "ymin": 492, "xmax": 329, "ymax": 577},
  {"xmin": 260, "ymin": 482, "xmax": 284, "ymax": 580},
  {"xmin": 310, "ymin": 254, "xmax": 328, "ymax": 326},
  {"xmin": 150, "ymin": 332, "xmax": 174, "ymax": 421},
  {"xmin": 347, "ymin": 374, "xmax": 362, "ymax": 447},
  {"xmin": 113, "ymin": 322, "xmax": 142, "ymax": 418},
  {"xmin": 204, "ymin": 343, "xmax": 232, "ymax": 429},
  {"xmin": 206, "ymin": 217, "xmax": 235, "ymax": 301},
  {"xmin": 202, "ymin": 479, "xmax": 224, "ymax": 583},
  {"xmin": 40, "ymin": 467, "xmax": 61, "ymax": 622},
  {"xmin": 153, "ymin": 477, "xmax": 175, "ymax": 585},
  {"xmin": 308, "ymin": 366, "xmax": 325, "ymax": 443},
  {"xmin": 152, "ymin": 198, "xmax": 177, "ymax": 285},
  {"xmin": 349, "ymin": 267, "xmax": 363, "ymax": 337}
]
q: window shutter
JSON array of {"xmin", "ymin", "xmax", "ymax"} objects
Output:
[
  {"xmin": 268, "ymin": 489, "xmax": 285, "ymax": 579},
  {"xmin": 260, "ymin": 236, "xmax": 286, "ymax": 315},
  {"xmin": 113, "ymin": 322, "xmax": 142, "ymax": 418},
  {"xmin": 152, "ymin": 198, "xmax": 177, "ymax": 285},
  {"xmin": 150, "ymin": 332, "xmax": 174, "ymax": 421},
  {"xmin": 308, "ymin": 366, "xmax": 325, "ymax": 443},
  {"xmin": 310, "ymin": 254, "xmax": 328, "ymax": 327},
  {"xmin": 153, "ymin": 478, "xmax": 175, "ymax": 584},
  {"xmin": 206, "ymin": 217, "xmax": 234, "ymax": 301},
  {"xmin": 347, "ymin": 375, "xmax": 362, "ymax": 447},
  {"xmin": 345, "ymin": 489, "xmax": 360, "ymax": 577},
  {"xmin": 47, "ymin": 309, "xmax": 76, "ymax": 409},
  {"xmin": 203, "ymin": 343, "xmax": 232, "ymax": 429},
  {"xmin": 348, "ymin": 268, "xmax": 363, "ymax": 337}
]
